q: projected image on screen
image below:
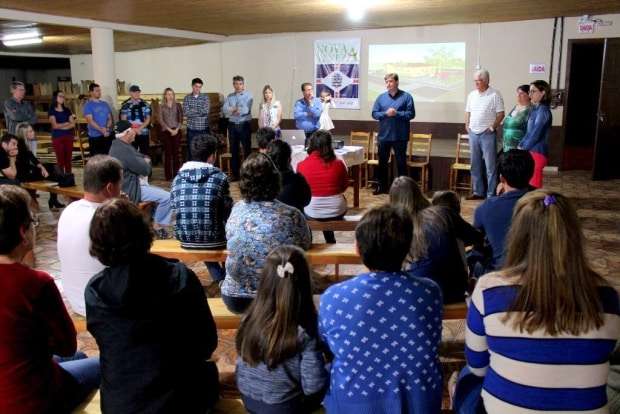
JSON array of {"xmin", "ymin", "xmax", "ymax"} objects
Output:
[{"xmin": 368, "ymin": 43, "xmax": 466, "ymax": 103}]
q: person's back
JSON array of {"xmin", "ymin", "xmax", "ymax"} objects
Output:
[
  {"xmin": 86, "ymin": 199, "xmax": 219, "ymax": 413},
  {"xmin": 473, "ymin": 149, "xmax": 534, "ymax": 271},
  {"xmin": 464, "ymin": 190, "xmax": 619, "ymax": 413},
  {"xmin": 58, "ymin": 199, "xmax": 104, "ymax": 314},
  {"xmin": 266, "ymin": 139, "xmax": 311, "ymax": 212},
  {"xmin": 235, "ymin": 246, "xmax": 327, "ymax": 413},
  {"xmin": 171, "ymin": 135, "xmax": 232, "ymax": 249},
  {"xmin": 58, "ymin": 155, "xmax": 123, "ymax": 316},
  {"xmin": 319, "ymin": 205, "xmax": 443, "ymax": 413}
]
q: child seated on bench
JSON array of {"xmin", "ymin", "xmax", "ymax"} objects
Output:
[
  {"xmin": 319, "ymin": 205, "xmax": 443, "ymax": 413},
  {"xmin": 235, "ymin": 245, "xmax": 328, "ymax": 413}
]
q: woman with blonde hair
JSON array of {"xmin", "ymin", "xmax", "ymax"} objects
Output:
[
  {"xmin": 461, "ymin": 190, "xmax": 619, "ymax": 413},
  {"xmin": 158, "ymin": 87, "xmax": 184, "ymax": 180},
  {"xmin": 258, "ymin": 85, "xmax": 282, "ymax": 136}
]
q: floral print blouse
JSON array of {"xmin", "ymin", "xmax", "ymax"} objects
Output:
[{"xmin": 220, "ymin": 199, "xmax": 312, "ymax": 298}]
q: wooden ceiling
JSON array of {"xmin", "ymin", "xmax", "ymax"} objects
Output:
[
  {"xmin": 1, "ymin": 0, "xmax": 620, "ymax": 37},
  {"xmin": 0, "ymin": 20, "xmax": 206, "ymax": 55}
]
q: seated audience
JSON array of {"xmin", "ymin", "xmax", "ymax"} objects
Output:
[
  {"xmin": 220, "ymin": 153, "xmax": 312, "ymax": 314},
  {"xmin": 257, "ymin": 126, "xmax": 277, "ymax": 153},
  {"xmin": 472, "ymin": 149, "xmax": 534, "ymax": 274},
  {"xmin": 14, "ymin": 125, "xmax": 64, "ymax": 209},
  {"xmin": 108, "ymin": 119, "xmax": 173, "ymax": 238},
  {"xmin": 171, "ymin": 134, "xmax": 232, "ymax": 283},
  {"xmin": 236, "ymin": 245, "xmax": 328, "ymax": 413},
  {"xmin": 0, "ymin": 133, "xmax": 19, "ymax": 185},
  {"xmin": 0, "ymin": 185, "xmax": 100, "ymax": 414},
  {"xmin": 297, "ymin": 130, "xmax": 348, "ymax": 243},
  {"xmin": 319, "ymin": 205, "xmax": 443, "ymax": 413},
  {"xmin": 461, "ymin": 190, "xmax": 620, "ymax": 413},
  {"xmin": 14, "ymin": 121, "xmax": 37, "ymax": 158},
  {"xmin": 266, "ymin": 139, "xmax": 311, "ymax": 212},
  {"xmin": 391, "ymin": 177, "xmax": 478, "ymax": 303},
  {"xmin": 86, "ymin": 198, "xmax": 219, "ymax": 413},
  {"xmin": 57, "ymin": 155, "xmax": 122, "ymax": 316}
]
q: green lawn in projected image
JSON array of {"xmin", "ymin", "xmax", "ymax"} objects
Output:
[{"xmin": 368, "ymin": 43, "xmax": 466, "ymax": 104}]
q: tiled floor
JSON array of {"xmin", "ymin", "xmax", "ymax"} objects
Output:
[{"xmin": 32, "ymin": 168, "xmax": 620, "ymax": 404}]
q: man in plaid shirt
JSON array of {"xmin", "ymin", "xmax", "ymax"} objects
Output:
[{"xmin": 183, "ymin": 77, "xmax": 210, "ymax": 160}]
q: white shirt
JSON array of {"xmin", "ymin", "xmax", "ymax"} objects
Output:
[
  {"xmin": 57, "ymin": 199, "xmax": 105, "ymax": 316},
  {"xmin": 465, "ymin": 87, "xmax": 505, "ymax": 134}
]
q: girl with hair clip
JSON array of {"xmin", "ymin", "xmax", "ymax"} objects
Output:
[
  {"xmin": 235, "ymin": 245, "xmax": 328, "ymax": 414},
  {"xmin": 456, "ymin": 190, "xmax": 620, "ymax": 413}
]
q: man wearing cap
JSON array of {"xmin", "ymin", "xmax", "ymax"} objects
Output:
[
  {"xmin": 120, "ymin": 85, "xmax": 152, "ymax": 156},
  {"xmin": 183, "ymin": 77, "xmax": 210, "ymax": 161},
  {"xmin": 109, "ymin": 120, "xmax": 172, "ymax": 238}
]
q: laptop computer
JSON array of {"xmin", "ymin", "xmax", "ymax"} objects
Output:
[{"xmin": 280, "ymin": 129, "xmax": 307, "ymax": 147}]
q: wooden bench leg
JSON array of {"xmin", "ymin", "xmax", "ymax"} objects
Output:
[{"xmin": 335, "ymin": 264, "xmax": 339, "ymax": 282}]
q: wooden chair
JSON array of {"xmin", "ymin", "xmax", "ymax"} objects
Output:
[
  {"xmin": 406, "ymin": 133, "xmax": 432, "ymax": 192},
  {"xmin": 449, "ymin": 134, "xmax": 472, "ymax": 192},
  {"xmin": 218, "ymin": 131, "xmax": 232, "ymax": 175},
  {"xmin": 349, "ymin": 131, "xmax": 370, "ymax": 187},
  {"xmin": 366, "ymin": 132, "xmax": 380, "ymax": 188}
]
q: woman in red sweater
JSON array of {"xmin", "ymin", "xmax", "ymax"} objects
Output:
[
  {"xmin": 297, "ymin": 130, "xmax": 348, "ymax": 243},
  {"xmin": 0, "ymin": 185, "xmax": 100, "ymax": 414}
]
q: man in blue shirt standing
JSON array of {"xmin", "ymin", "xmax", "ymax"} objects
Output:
[
  {"xmin": 293, "ymin": 82, "xmax": 322, "ymax": 146},
  {"xmin": 223, "ymin": 75, "xmax": 253, "ymax": 180},
  {"xmin": 83, "ymin": 83, "xmax": 114, "ymax": 156},
  {"xmin": 371, "ymin": 73, "xmax": 415, "ymax": 195},
  {"xmin": 472, "ymin": 149, "xmax": 533, "ymax": 275},
  {"xmin": 183, "ymin": 77, "xmax": 210, "ymax": 161}
]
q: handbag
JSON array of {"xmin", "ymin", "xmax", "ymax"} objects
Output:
[{"xmin": 52, "ymin": 165, "xmax": 76, "ymax": 187}]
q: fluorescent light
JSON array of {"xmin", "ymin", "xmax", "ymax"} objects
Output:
[
  {"xmin": 3, "ymin": 37, "xmax": 43, "ymax": 47},
  {"xmin": 2, "ymin": 30, "xmax": 40, "ymax": 41},
  {"xmin": 347, "ymin": 7, "xmax": 365, "ymax": 21}
]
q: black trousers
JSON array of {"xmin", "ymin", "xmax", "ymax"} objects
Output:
[
  {"xmin": 377, "ymin": 140, "xmax": 408, "ymax": 188},
  {"xmin": 132, "ymin": 134, "xmax": 150, "ymax": 157},
  {"xmin": 228, "ymin": 121, "xmax": 252, "ymax": 178},
  {"xmin": 88, "ymin": 135, "xmax": 113, "ymax": 156}
]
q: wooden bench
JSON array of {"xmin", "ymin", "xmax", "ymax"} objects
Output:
[
  {"xmin": 152, "ymin": 240, "xmax": 361, "ymax": 266},
  {"xmin": 21, "ymin": 180, "xmax": 84, "ymax": 200},
  {"xmin": 308, "ymin": 215, "xmax": 361, "ymax": 232},
  {"xmin": 207, "ymin": 297, "xmax": 468, "ymax": 330}
]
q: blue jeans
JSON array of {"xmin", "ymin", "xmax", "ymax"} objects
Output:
[
  {"xmin": 228, "ymin": 121, "xmax": 252, "ymax": 178},
  {"xmin": 205, "ymin": 261, "xmax": 225, "ymax": 282},
  {"xmin": 55, "ymin": 352, "xmax": 101, "ymax": 412},
  {"xmin": 140, "ymin": 184, "xmax": 172, "ymax": 226},
  {"xmin": 469, "ymin": 131, "xmax": 498, "ymax": 198},
  {"xmin": 186, "ymin": 127, "xmax": 210, "ymax": 161}
]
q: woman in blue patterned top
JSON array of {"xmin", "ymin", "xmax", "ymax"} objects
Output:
[
  {"xmin": 319, "ymin": 205, "xmax": 443, "ymax": 414},
  {"xmin": 236, "ymin": 245, "xmax": 328, "ymax": 413},
  {"xmin": 462, "ymin": 190, "xmax": 620, "ymax": 413},
  {"xmin": 220, "ymin": 153, "xmax": 312, "ymax": 314}
]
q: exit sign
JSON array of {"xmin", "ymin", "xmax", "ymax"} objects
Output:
[
  {"xmin": 529, "ymin": 64, "xmax": 546, "ymax": 74},
  {"xmin": 578, "ymin": 21, "xmax": 595, "ymax": 33}
]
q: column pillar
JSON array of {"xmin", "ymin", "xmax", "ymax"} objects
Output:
[{"xmin": 90, "ymin": 27, "xmax": 117, "ymax": 112}]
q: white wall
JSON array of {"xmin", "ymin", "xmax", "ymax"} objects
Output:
[{"xmin": 70, "ymin": 14, "xmax": 620, "ymax": 125}]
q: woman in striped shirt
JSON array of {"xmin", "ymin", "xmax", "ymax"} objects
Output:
[{"xmin": 464, "ymin": 190, "xmax": 620, "ymax": 413}]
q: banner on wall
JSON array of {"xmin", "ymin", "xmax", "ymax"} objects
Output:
[{"xmin": 314, "ymin": 38, "xmax": 361, "ymax": 110}]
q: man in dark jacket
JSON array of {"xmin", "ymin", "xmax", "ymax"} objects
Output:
[
  {"xmin": 171, "ymin": 134, "xmax": 232, "ymax": 282},
  {"xmin": 86, "ymin": 198, "xmax": 219, "ymax": 413}
]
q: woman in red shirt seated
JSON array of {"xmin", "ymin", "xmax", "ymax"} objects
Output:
[
  {"xmin": 297, "ymin": 130, "xmax": 348, "ymax": 243},
  {"xmin": 0, "ymin": 185, "xmax": 100, "ymax": 414}
]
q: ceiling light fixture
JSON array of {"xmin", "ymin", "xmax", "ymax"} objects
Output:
[
  {"xmin": 2, "ymin": 29, "xmax": 40, "ymax": 41},
  {"xmin": 3, "ymin": 37, "xmax": 43, "ymax": 47},
  {"xmin": 343, "ymin": 0, "xmax": 375, "ymax": 22}
]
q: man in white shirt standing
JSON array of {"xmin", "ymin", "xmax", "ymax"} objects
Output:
[
  {"xmin": 57, "ymin": 155, "xmax": 123, "ymax": 315},
  {"xmin": 465, "ymin": 69, "xmax": 505, "ymax": 200}
]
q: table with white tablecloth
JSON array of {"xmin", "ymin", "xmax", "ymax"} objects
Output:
[{"xmin": 290, "ymin": 145, "xmax": 365, "ymax": 208}]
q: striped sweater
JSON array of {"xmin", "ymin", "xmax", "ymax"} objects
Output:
[{"xmin": 466, "ymin": 272, "xmax": 620, "ymax": 413}]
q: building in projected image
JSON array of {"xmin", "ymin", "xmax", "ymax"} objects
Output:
[{"xmin": 368, "ymin": 42, "xmax": 466, "ymax": 103}]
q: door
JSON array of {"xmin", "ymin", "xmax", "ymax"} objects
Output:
[{"xmin": 593, "ymin": 38, "xmax": 620, "ymax": 180}]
